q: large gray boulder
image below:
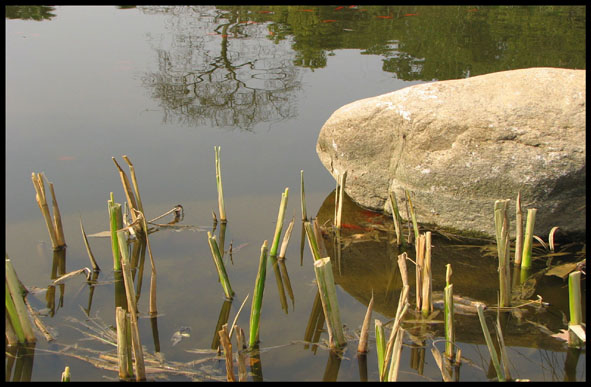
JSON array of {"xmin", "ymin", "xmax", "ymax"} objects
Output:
[{"xmin": 316, "ymin": 67, "xmax": 586, "ymax": 239}]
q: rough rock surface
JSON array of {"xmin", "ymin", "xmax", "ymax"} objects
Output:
[{"xmin": 316, "ymin": 67, "xmax": 586, "ymax": 238}]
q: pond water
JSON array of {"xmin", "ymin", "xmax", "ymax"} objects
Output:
[{"xmin": 5, "ymin": 5, "xmax": 586, "ymax": 381}]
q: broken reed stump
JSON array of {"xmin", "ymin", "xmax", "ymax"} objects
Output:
[
  {"xmin": 313, "ymin": 257, "xmax": 346, "ymax": 349},
  {"xmin": 31, "ymin": 172, "xmax": 66, "ymax": 250}
]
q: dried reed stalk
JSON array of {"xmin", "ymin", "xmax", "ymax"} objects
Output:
[
  {"xmin": 421, "ymin": 232, "xmax": 433, "ymax": 317},
  {"xmin": 218, "ymin": 324, "xmax": 235, "ymax": 382},
  {"xmin": 122, "ymin": 155, "xmax": 144, "ymax": 214},
  {"xmin": 31, "ymin": 173, "xmax": 60, "ymax": 250},
  {"xmin": 357, "ymin": 292, "xmax": 374, "ymax": 353},
  {"xmin": 113, "ymin": 157, "xmax": 139, "ymax": 223},
  {"xmin": 80, "ymin": 217, "xmax": 100, "ymax": 271},
  {"xmin": 278, "ymin": 216, "xmax": 295, "ymax": 260},
  {"xmin": 381, "ymin": 285, "xmax": 409, "ymax": 381},
  {"xmin": 214, "ymin": 146, "xmax": 226, "ymax": 222},
  {"xmin": 388, "ymin": 190, "xmax": 405, "ymax": 247},
  {"xmin": 116, "ymin": 306, "xmax": 131, "ymax": 380},
  {"xmin": 117, "ymin": 230, "xmax": 146, "ymax": 381},
  {"xmin": 444, "ymin": 264, "xmax": 454, "ymax": 360},
  {"xmin": 514, "ymin": 192, "xmax": 523, "ymax": 265},
  {"xmin": 334, "ymin": 171, "xmax": 347, "ymax": 229}
]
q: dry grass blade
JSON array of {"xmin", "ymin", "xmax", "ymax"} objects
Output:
[
  {"xmin": 80, "ymin": 217, "xmax": 100, "ymax": 271},
  {"xmin": 113, "ymin": 157, "xmax": 139, "ymax": 223}
]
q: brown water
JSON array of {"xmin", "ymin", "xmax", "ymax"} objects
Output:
[{"xmin": 5, "ymin": 5, "xmax": 586, "ymax": 381}]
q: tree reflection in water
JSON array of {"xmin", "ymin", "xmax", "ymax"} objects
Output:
[{"xmin": 141, "ymin": 6, "xmax": 301, "ymax": 131}]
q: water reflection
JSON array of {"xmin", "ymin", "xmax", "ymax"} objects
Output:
[
  {"xmin": 314, "ymin": 190, "xmax": 583, "ymax": 354},
  {"xmin": 5, "ymin": 6, "xmax": 56, "ymax": 21},
  {"xmin": 141, "ymin": 6, "xmax": 301, "ymax": 130}
]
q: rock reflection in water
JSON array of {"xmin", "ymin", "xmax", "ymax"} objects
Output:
[{"xmin": 315, "ymin": 190, "xmax": 578, "ymax": 353}]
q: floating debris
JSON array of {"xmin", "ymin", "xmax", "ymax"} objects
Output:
[{"xmin": 171, "ymin": 327, "xmax": 192, "ymax": 346}]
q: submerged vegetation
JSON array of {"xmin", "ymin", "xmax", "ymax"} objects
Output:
[{"xmin": 5, "ymin": 152, "xmax": 586, "ymax": 382}]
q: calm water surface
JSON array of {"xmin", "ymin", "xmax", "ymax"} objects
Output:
[{"xmin": 5, "ymin": 5, "xmax": 585, "ymax": 381}]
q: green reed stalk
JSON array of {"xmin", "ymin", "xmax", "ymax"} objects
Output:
[
  {"xmin": 444, "ymin": 264, "xmax": 454, "ymax": 360},
  {"xmin": 270, "ymin": 188, "xmax": 289, "ymax": 257},
  {"xmin": 494, "ymin": 199, "xmax": 511, "ymax": 307},
  {"xmin": 300, "ymin": 170, "xmax": 307, "ymax": 221},
  {"xmin": 5, "ymin": 257, "xmax": 36, "ymax": 343},
  {"xmin": 108, "ymin": 193, "xmax": 123, "ymax": 271},
  {"xmin": 47, "ymin": 180, "xmax": 66, "ymax": 247},
  {"xmin": 375, "ymin": 319, "xmax": 386, "ymax": 379},
  {"xmin": 304, "ymin": 221, "xmax": 322, "ymax": 261},
  {"xmin": 6, "ymin": 283, "xmax": 25, "ymax": 344},
  {"xmin": 568, "ymin": 271, "xmax": 582, "ymax": 326},
  {"xmin": 214, "ymin": 146, "xmax": 227, "ymax": 222},
  {"xmin": 404, "ymin": 189, "xmax": 420, "ymax": 245},
  {"xmin": 313, "ymin": 257, "xmax": 346, "ymax": 349},
  {"xmin": 514, "ymin": 192, "xmax": 523, "ymax": 265},
  {"xmin": 249, "ymin": 240, "xmax": 269, "ymax": 348},
  {"xmin": 568, "ymin": 271, "xmax": 584, "ymax": 347},
  {"xmin": 61, "ymin": 366, "xmax": 71, "ymax": 382},
  {"xmin": 476, "ymin": 303, "xmax": 505, "ymax": 382},
  {"xmin": 207, "ymin": 232, "xmax": 234, "ymax": 300},
  {"xmin": 521, "ymin": 208, "xmax": 537, "ymax": 269}
]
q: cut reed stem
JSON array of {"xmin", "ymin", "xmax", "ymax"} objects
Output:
[
  {"xmin": 313, "ymin": 257, "xmax": 346, "ymax": 349},
  {"xmin": 122, "ymin": 155, "xmax": 144, "ymax": 214},
  {"xmin": 270, "ymin": 188, "xmax": 289, "ymax": 258},
  {"xmin": 218, "ymin": 324, "xmax": 235, "ymax": 382},
  {"xmin": 304, "ymin": 221, "xmax": 322, "ymax": 261},
  {"xmin": 249, "ymin": 240, "xmax": 268, "ymax": 349},
  {"xmin": 444, "ymin": 264, "xmax": 454, "ymax": 360},
  {"xmin": 113, "ymin": 157, "xmax": 139, "ymax": 223},
  {"xmin": 116, "ymin": 230, "xmax": 146, "ymax": 381},
  {"xmin": 300, "ymin": 170, "xmax": 308, "ymax": 221},
  {"xmin": 31, "ymin": 173, "xmax": 60, "ymax": 250},
  {"xmin": 108, "ymin": 193, "xmax": 123, "ymax": 271},
  {"xmin": 514, "ymin": 192, "xmax": 523, "ymax": 265},
  {"xmin": 521, "ymin": 208, "xmax": 537, "ymax": 269},
  {"xmin": 278, "ymin": 216, "xmax": 295, "ymax": 260},
  {"xmin": 214, "ymin": 146, "xmax": 226, "ymax": 222},
  {"xmin": 116, "ymin": 306, "xmax": 131, "ymax": 380},
  {"xmin": 421, "ymin": 232, "xmax": 433, "ymax": 317},
  {"xmin": 494, "ymin": 199, "xmax": 511, "ymax": 307},
  {"xmin": 207, "ymin": 232, "xmax": 234, "ymax": 300}
]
